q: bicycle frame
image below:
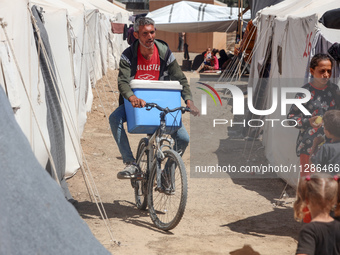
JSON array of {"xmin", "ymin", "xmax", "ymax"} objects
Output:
[
  {"xmin": 144, "ymin": 110, "xmax": 175, "ymax": 191},
  {"xmin": 133, "ymin": 102, "xmax": 190, "ymax": 230}
]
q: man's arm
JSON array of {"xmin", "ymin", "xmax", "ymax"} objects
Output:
[
  {"xmin": 185, "ymin": 99, "xmax": 199, "ymax": 116},
  {"xmin": 167, "ymin": 59, "xmax": 192, "ymax": 102},
  {"xmin": 118, "ymin": 55, "xmax": 134, "ymax": 100},
  {"xmin": 167, "ymin": 58, "xmax": 199, "ymax": 116},
  {"xmin": 118, "ymin": 54, "xmax": 147, "ymax": 108}
]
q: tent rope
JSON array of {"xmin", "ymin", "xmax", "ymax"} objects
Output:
[
  {"xmin": 27, "ymin": 7, "xmax": 119, "ymax": 245},
  {"xmin": 242, "ymin": 19, "xmax": 289, "ymax": 165},
  {"xmin": 0, "ymin": 15, "xmax": 60, "ymax": 186},
  {"xmin": 216, "ymin": 18, "xmax": 278, "ymax": 167},
  {"xmin": 64, "ymin": 17, "xmax": 93, "ymax": 200},
  {"xmin": 242, "ymin": 21, "xmax": 276, "ymax": 160}
]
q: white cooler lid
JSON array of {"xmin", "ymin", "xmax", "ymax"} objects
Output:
[{"xmin": 130, "ymin": 80, "xmax": 182, "ymax": 90}]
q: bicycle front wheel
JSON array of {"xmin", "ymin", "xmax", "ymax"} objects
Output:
[
  {"xmin": 134, "ymin": 138, "xmax": 149, "ymax": 210},
  {"xmin": 147, "ymin": 149, "xmax": 187, "ymax": 231}
]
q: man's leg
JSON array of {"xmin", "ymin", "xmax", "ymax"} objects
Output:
[
  {"xmin": 171, "ymin": 125, "xmax": 190, "ymax": 156},
  {"xmin": 109, "ymin": 105, "xmax": 137, "ymax": 178},
  {"xmin": 160, "ymin": 125, "xmax": 189, "ymax": 193}
]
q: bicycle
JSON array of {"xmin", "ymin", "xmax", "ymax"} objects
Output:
[{"xmin": 130, "ymin": 102, "xmax": 190, "ymax": 231}]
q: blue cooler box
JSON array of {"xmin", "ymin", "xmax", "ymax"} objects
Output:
[{"xmin": 124, "ymin": 80, "xmax": 183, "ymax": 134}]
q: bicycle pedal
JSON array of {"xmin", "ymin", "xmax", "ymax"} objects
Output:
[
  {"xmin": 135, "ymin": 172, "xmax": 144, "ymax": 180},
  {"xmin": 155, "ymin": 186, "xmax": 175, "ymax": 195},
  {"xmin": 165, "ymin": 189, "xmax": 175, "ymax": 195}
]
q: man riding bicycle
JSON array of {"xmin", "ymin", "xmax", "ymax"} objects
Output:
[{"xmin": 109, "ymin": 17, "xmax": 199, "ymax": 179}]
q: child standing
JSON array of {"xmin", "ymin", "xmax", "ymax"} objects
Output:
[
  {"xmin": 287, "ymin": 53, "xmax": 339, "ymax": 177},
  {"xmin": 310, "ymin": 110, "xmax": 340, "ymax": 172},
  {"xmin": 294, "ymin": 174, "xmax": 340, "ymax": 255}
]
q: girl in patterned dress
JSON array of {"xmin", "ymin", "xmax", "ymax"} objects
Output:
[{"xmin": 288, "ymin": 53, "xmax": 339, "ymax": 177}]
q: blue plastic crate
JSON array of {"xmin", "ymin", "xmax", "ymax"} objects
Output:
[{"xmin": 124, "ymin": 80, "xmax": 183, "ymax": 134}]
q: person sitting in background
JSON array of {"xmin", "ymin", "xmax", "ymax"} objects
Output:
[
  {"xmin": 204, "ymin": 47, "xmax": 212, "ymax": 65},
  {"xmin": 195, "ymin": 48, "xmax": 219, "ymax": 73},
  {"xmin": 218, "ymin": 49, "xmax": 232, "ymax": 70},
  {"xmin": 207, "ymin": 48, "xmax": 219, "ymax": 70}
]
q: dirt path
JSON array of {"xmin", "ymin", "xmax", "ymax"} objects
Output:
[{"xmin": 68, "ymin": 69, "xmax": 301, "ymax": 255}]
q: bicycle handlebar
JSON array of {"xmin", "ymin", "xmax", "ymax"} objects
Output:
[{"xmin": 145, "ymin": 103, "xmax": 191, "ymax": 114}]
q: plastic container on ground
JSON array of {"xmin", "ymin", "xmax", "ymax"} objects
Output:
[{"xmin": 124, "ymin": 80, "xmax": 183, "ymax": 134}]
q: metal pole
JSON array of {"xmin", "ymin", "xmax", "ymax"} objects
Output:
[
  {"xmin": 237, "ymin": 0, "xmax": 242, "ymax": 79},
  {"xmin": 240, "ymin": 0, "xmax": 243, "ymax": 42},
  {"xmin": 238, "ymin": 0, "xmax": 241, "ymax": 43}
]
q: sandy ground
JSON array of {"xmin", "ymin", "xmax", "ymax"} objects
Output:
[{"xmin": 67, "ymin": 61, "xmax": 302, "ymax": 254}]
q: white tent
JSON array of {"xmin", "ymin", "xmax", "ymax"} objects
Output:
[
  {"xmin": 248, "ymin": 0, "xmax": 285, "ymax": 19},
  {"xmin": 146, "ymin": 0, "xmax": 250, "ymax": 33},
  {"xmin": 248, "ymin": 0, "xmax": 340, "ymax": 187},
  {"xmin": 0, "ymin": 84, "xmax": 110, "ymax": 254},
  {"xmin": 0, "ymin": 0, "xmax": 131, "ymax": 192}
]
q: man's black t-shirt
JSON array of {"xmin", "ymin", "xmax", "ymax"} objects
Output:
[{"xmin": 296, "ymin": 220, "xmax": 340, "ymax": 255}]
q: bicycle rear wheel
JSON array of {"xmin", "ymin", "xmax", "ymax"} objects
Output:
[
  {"xmin": 147, "ymin": 149, "xmax": 187, "ymax": 231},
  {"xmin": 134, "ymin": 138, "xmax": 149, "ymax": 210}
]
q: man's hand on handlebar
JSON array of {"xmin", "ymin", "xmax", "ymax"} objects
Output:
[
  {"xmin": 186, "ymin": 100, "xmax": 200, "ymax": 116},
  {"xmin": 128, "ymin": 95, "xmax": 146, "ymax": 108}
]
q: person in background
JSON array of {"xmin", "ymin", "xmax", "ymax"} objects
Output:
[
  {"xmin": 177, "ymin": 32, "xmax": 185, "ymax": 52},
  {"xmin": 204, "ymin": 47, "xmax": 212, "ymax": 65},
  {"xmin": 310, "ymin": 110, "xmax": 340, "ymax": 174},
  {"xmin": 195, "ymin": 48, "xmax": 219, "ymax": 73},
  {"xmin": 287, "ymin": 53, "xmax": 339, "ymax": 177},
  {"xmin": 294, "ymin": 173, "xmax": 340, "ymax": 255},
  {"xmin": 127, "ymin": 24, "xmax": 137, "ymax": 45}
]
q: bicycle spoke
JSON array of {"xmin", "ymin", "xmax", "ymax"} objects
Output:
[
  {"xmin": 132, "ymin": 104, "xmax": 190, "ymax": 230},
  {"xmin": 148, "ymin": 150, "xmax": 187, "ymax": 230},
  {"xmin": 134, "ymin": 138, "xmax": 149, "ymax": 210}
]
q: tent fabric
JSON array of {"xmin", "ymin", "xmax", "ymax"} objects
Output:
[
  {"xmin": 0, "ymin": 1, "xmax": 129, "ymax": 248},
  {"xmin": 0, "ymin": 0, "xmax": 51, "ymax": 174},
  {"xmin": 32, "ymin": 5, "xmax": 76, "ymax": 200},
  {"xmin": 31, "ymin": 5, "xmax": 66, "ymax": 183},
  {"xmin": 146, "ymin": 1, "xmax": 250, "ymax": 33},
  {"xmin": 248, "ymin": 0, "xmax": 340, "ymax": 187},
  {"xmin": 0, "ymin": 46, "xmax": 21, "ymax": 110},
  {"xmin": 0, "ymin": 0, "xmax": 132, "ymax": 178},
  {"xmin": 319, "ymin": 8, "xmax": 340, "ymax": 29},
  {"xmin": 249, "ymin": 0, "xmax": 285, "ymax": 19},
  {"xmin": 0, "ymin": 85, "xmax": 110, "ymax": 255},
  {"xmin": 34, "ymin": 0, "xmax": 85, "ymax": 177}
]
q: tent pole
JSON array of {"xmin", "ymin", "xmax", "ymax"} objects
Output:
[
  {"xmin": 240, "ymin": 0, "xmax": 243, "ymax": 42},
  {"xmin": 237, "ymin": 0, "xmax": 244, "ymax": 80},
  {"xmin": 238, "ymin": 0, "xmax": 241, "ymax": 43}
]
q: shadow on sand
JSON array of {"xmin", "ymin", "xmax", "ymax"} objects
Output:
[{"xmin": 76, "ymin": 200, "xmax": 174, "ymax": 234}]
